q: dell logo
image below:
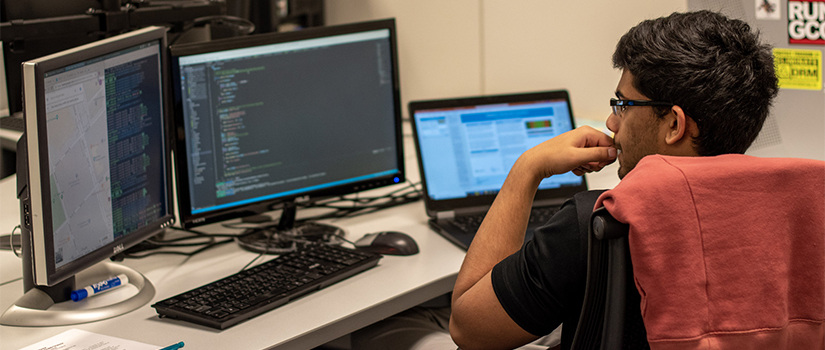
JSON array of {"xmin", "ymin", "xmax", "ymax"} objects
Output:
[{"xmin": 113, "ymin": 244, "xmax": 125, "ymax": 254}]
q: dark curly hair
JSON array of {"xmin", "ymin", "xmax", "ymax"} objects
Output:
[{"xmin": 612, "ymin": 10, "xmax": 779, "ymax": 156}]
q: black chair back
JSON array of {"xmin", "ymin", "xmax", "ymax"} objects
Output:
[{"xmin": 570, "ymin": 206, "xmax": 648, "ymax": 350}]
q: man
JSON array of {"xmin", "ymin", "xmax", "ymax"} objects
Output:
[
  {"xmin": 351, "ymin": 10, "xmax": 778, "ymax": 350},
  {"xmin": 449, "ymin": 10, "xmax": 778, "ymax": 350}
]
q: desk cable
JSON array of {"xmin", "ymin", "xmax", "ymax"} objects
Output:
[
  {"xmin": 7, "ymin": 225, "xmax": 21, "ymax": 257},
  {"xmin": 116, "ymin": 181, "xmax": 422, "ymax": 260}
]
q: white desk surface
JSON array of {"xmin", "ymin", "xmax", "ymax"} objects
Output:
[
  {"xmin": 0, "ymin": 122, "xmax": 620, "ymax": 349},
  {"xmin": 0, "ymin": 174, "xmax": 467, "ymax": 349}
]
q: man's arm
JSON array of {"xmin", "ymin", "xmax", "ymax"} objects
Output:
[{"xmin": 450, "ymin": 126, "xmax": 616, "ymax": 350}]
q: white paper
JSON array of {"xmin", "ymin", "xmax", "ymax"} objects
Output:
[{"xmin": 20, "ymin": 329, "xmax": 159, "ymax": 350}]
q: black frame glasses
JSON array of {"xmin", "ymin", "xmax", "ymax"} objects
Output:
[{"xmin": 610, "ymin": 98, "xmax": 673, "ymax": 116}]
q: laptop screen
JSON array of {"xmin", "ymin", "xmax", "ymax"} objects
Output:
[{"xmin": 412, "ymin": 95, "xmax": 581, "ymax": 201}]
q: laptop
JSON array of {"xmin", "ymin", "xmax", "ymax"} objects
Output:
[{"xmin": 408, "ymin": 90, "xmax": 587, "ymax": 250}]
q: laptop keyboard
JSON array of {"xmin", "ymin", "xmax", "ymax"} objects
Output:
[
  {"xmin": 528, "ymin": 206, "xmax": 560, "ymax": 226},
  {"xmin": 452, "ymin": 206, "xmax": 560, "ymax": 234},
  {"xmin": 152, "ymin": 243, "xmax": 381, "ymax": 329},
  {"xmin": 0, "ymin": 114, "xmax": 25, "ymax": 132}
]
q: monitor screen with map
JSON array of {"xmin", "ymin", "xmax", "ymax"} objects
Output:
[{"xmin": 2, "ymin": 26, "xmax": 174, "ymax": 327}]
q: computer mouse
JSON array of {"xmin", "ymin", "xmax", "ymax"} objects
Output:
[{"xmin": 354, "ymin": 231, "xmax": 419, "ymax": 256}]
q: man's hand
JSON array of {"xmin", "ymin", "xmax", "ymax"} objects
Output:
[{"xmin": 518, "ymin": 125, "xmax": 617, "ymax": 180}]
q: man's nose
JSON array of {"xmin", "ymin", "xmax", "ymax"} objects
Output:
[{"xmin": 606, "ymin": 112, "xmax": 619, "ymax": 134}]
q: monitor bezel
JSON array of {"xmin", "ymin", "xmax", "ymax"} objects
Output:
[
  {"xmin": 168, "ymin": 18, "xmax": 405, "ymax": 229},
  {"xmin": 22, "ymin": 26, "xmax": 176, "ymax": 286}
]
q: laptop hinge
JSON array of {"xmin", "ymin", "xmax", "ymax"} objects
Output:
[{"xmin": 436, "ymin": 211, "xmax": 455, "ymax": 220}]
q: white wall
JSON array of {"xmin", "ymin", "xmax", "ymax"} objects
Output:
[{"xmin": 326, "ymin": 0, "xmax": 687, "ymax": 122}]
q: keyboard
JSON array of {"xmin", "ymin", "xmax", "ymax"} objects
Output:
[
  {"xmin": 0, "ymin": 114, "xmax": 25, "ymax": 132},
  {"xmin": 452, "ymin": 206, "xmax": 560, "ymax": 233},
  {"xmin": 152, "ymin": 243, "xmax": 382, "ymax": 329}
]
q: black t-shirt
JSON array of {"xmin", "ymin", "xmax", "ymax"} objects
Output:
[{"xmin": 491, "ymin": 190, "xmax": 605, "ymax": 349}]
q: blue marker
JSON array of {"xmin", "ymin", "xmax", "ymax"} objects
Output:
[
  {"xmin": 159, "ymin": 342, "xmax": 185, "ymax": 350},
  {"xmin": 71, "ymin": 274, "xmax": 128, "ymax": 302}
]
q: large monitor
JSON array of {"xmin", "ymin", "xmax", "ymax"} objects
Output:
[
  {"xmin": 1, "ymin": 26, "xmax": 175, "ymax": 326},
  {"xmin": 0, "ymin": 0, "xmax": 226, "ymax": 116},
  {"xmin": 169, "ymin": 18, "xmax": 404, "ymax": 250}
]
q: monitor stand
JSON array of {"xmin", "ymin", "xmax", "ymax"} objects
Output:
[
  {"xmin": 235, "ymin": 201, "xmax": 344, "ymax": 254},
  {"xmin": 0, "ymin": 261, "xmax": 155, "ymax": 326}
]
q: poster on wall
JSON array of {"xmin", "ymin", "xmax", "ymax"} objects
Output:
[
  {"xmin": 774, "ymin": 48, "xmax": 823, "ymax": 89},
  {"xmin": 788, "ymin": 0, "xmax": 825, "ymax": 45}
]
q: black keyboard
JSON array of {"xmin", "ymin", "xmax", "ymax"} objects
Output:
[
  {"xmin": 452, "ymin": 206, "xmax": 560, "ymax": 233},
  {"xmin": 152, "ymin": 243, "xmax": 382, "ymax": 329},
  {"xmin": 0, "ymin": 114, "xmax": 25, "ymax": 132}
]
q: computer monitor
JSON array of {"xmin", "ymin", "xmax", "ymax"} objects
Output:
[
  {"xmin": 1, "ymin": 26, "xmax": 175, "ymax": 326},
  {"xmin": 169, "ymin": 18, "xmax": 404, "ymax": 251},
  {"xmin": 0, "ymin": 0, "xmax": 226, "ymax": 116}
]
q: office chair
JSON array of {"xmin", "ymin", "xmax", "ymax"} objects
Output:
[
  {"xmin": 570, "ymin": 206, "xmax": 648, "ymax": 350},
  {"xmin": 571, "ymin": 154, "xmax": 825, "ymax": 350}
]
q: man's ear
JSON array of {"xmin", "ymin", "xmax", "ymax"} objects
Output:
[{"xmin": 663, "ymin": 105, "xmax": 694, "ymax": 145}]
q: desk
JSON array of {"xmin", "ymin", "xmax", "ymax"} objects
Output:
[
  {"xmin": 0, "ymin": 123, "xmax": 620, "ymax": 349},
  {"xmin": 0, "ymin": 174, "xmax": 467, "ymax": 349}
]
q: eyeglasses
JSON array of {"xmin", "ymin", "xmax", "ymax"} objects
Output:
[{"xmin": 610, "ymin": 98, "xmax": 673, "ymax": 117}]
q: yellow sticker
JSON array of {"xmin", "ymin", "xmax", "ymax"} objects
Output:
[{"xmin": 774, "ymin": 48, "xmax": 822, "ymax": 90}]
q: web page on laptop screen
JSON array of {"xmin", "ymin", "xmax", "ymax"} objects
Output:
[{"xmin": 415, "ymin": 99, "xmax": 582, "ymax": 201}]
